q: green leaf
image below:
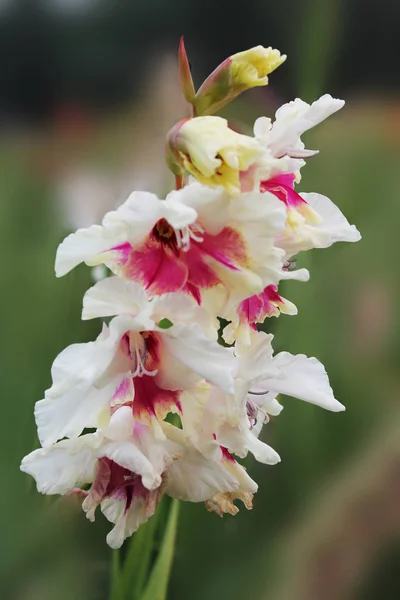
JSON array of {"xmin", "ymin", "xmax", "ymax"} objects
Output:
[{"xmin": 139, "ymin": 500, "xmax": 180, "ymax": 600}]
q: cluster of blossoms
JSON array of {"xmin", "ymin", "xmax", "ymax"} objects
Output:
[{"xmin": 21, "ymin": 42, "xmax": 360, "ymax": 548}]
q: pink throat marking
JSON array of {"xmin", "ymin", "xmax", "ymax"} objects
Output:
[
  {"xmin": 108, "ymin": 219, "xmax": 249, "ymax": 303},
  {"xmin": 116, "ymin": 332, "xmax": 181, "ymax": 422},
  {"xmin": 132, "ymin": 374, "xmax": 181, "ymax": 421}
]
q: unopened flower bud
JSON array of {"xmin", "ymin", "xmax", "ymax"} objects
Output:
[
  {"xmin": 195, "ymin": 46, "xmax": 286, "ymax": 116},
  {"xmin": 166, "ymin": 116, "xmax": 266, "ymax": 195}
]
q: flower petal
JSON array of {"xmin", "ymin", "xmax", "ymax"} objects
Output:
[
  {"xmin": 301, "ymin": 192, "xmax": 361, "ymax": 245},
  {"xmin": 268, "ymin": 352, "xmax": 345, "ymax": 411},
  {"xmin": 35, "ymin": 316, "xmax": 134, "ymax": 446},
  {"xmin": 174, "ymin": 182, "xmax": 230, "ymax": 235},
  {"xmin": 266, "ymin": 94, "xmax": 345, "ymax": 157},
  {"xmin": 55, "ymin": 191, "xmax": 164, "ymax": 277},
  {"xmin": 82, "ymin": 277, "xmax": 152, "ymax": 322},
  {"xmin": 20, "ymin": 436, "xmax": 98, "ymax": 495},
  {"xmin": 161, "ymin": 323, "xmax": 236, "ymax": 394}
]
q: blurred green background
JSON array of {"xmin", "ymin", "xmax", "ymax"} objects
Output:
[{"xmin": 1, "ymin": 1, "xmax": 399, "ymax": 599}]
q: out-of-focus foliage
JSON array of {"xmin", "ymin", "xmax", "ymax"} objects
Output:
[
  {"xmin": 0, "ymin": 0, "xmax": 399, "ymax": 122},
  {"xmin": 1, "ymin": 1, "xmax": 399, "ymax": 599}
]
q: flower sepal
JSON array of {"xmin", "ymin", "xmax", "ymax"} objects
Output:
[{"xmin": 178, "ymin": 36, "xmax": 196, "ymax": 106}]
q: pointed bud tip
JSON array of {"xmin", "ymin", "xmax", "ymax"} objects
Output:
[{"xmin": 178, "ymin": 36, "xmax": 196, "ymax": 105}]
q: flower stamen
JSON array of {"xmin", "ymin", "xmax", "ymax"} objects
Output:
[
  {"xmin": 246, "ymin": 396, "xmax": 270, "ymax": 429},
  {"xmin": 129, "ymin": 334, "xmax": 158, "ymax": 378},
  {"xmin": 174, "ymin": 223, "xmax": 205, "ymax": 251}
]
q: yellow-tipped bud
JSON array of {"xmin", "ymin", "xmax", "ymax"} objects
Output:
[
  {"xmin": 231, "ymin": 46, "xmax": 286, "ymax": 87},
  {"xmin": 195, "ymin": 46, "xmax": 286, "ymax": 116},
  {"xmin": 166, "ymin": 116, "xmax": 266, "ymax": 195}
]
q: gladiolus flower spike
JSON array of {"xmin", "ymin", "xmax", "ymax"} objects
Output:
[{"xmin": 21, "ymin": 39, "xmax": 360, "ymax": 551}]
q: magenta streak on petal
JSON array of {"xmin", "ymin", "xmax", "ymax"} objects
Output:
[
  {"xmin": 196, "ymin": 227, "xmax": 248, "ymax": 270},
  {"xmin": 144, "ymin": 247, "xmax": 186, "ymax": 292},
  {"xmin": 260, "ymin": 285, "xmax": 284, "ymax": 314},
  {"xmin": 182, "ymin": 281, "xmax": 202, "ymax": 305},
  {"xmin": 176, "ymin": 229, "xmax": 246, "ymax": 302},
  {"xmin": 261, "ymin": 173, "xmax": 307, "ymax": 208},
  {"xmin": 112, "ymin": 377, "xmax": 133, "ymax": 403},
  {"xmin": 238, "ymin": 285, "xmax": 285, "ymax": 327},
  {"xmin": 220, "ymin": 446, "xmax": 236, "ymax": 463},
  {"xmin": 109, "ymin": 242, "xmax": 133, "ymax": 263},
  {"xmin": 238, "ymin": 294, "xmax": 264, "ymax": 326},
  {"xmin": 183, "ymin": 243, "xmax": 221, "ymax": 290}
]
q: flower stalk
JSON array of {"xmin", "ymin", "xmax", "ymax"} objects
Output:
[{"xmin": 109, "ymin": 498, "xmax": 178, "ymax": 600}]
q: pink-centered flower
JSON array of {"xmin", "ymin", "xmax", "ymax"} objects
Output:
[
  {"xmin": 21, "ymin": 406, "xmax": 174, "ymax": 547},
  {"xmin": 35, "ymin": 278, "xmax": 235, "ymax": 447},
  {"xmin": 22, "ymin": 405, "xmax": 257, "ymax": 546},
  {"xmin": 55, "ymin": 182, "xmax": 289, "ymax": 306}
]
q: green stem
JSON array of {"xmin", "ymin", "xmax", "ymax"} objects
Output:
[
  {"xmin": 110, "ymin": 549, "xmax": 123, "ymax": 600},
  {"xmin": 108, "ymin": 498, "xmax": 180, "ymax": 600}
]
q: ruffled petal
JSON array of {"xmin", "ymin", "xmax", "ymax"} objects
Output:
[
  {"xmin": 268, "ymin": 352, "xmax": 345, "ymax": 412},
  {"xmin": 55, "ymin": 191, "xmax": 164, "ymax": 277},
  {"xmin": 35, "ymin": 316, "xmax": 134, "ymax": 446}
]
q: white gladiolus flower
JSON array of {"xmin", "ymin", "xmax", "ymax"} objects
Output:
[
  {"xmin": 21, "ymin": 406, "xmax": 174, "ymax": 548},
  {"xmin": 22, "ymin": 406, "xmax": 257, "ymax": 547},
  {"xmin": 35, "ymin": 279, "xmax": 236, "ymax": 447},
  {"xmin": 187, "ymin": 331, "xmax": 345, "ymax": 467},
  {"xmin": 55, "ymin": 182, "xmax": 291, "ymax": 307},
  {"xmin": 235, "ymin": 332, "xmax": 345, "ymax": 445}
]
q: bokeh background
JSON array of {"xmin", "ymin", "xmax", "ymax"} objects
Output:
[{"xmin": 2, "ymin": 1, "xmax": 400, "ymax": 598}]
